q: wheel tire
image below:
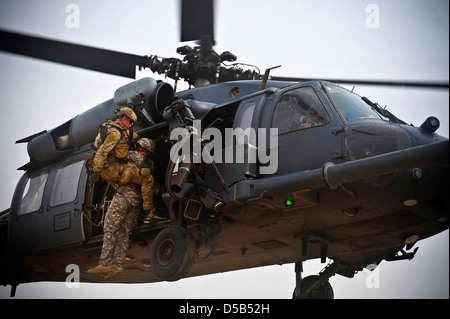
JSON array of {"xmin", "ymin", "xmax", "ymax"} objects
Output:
[
  {"xmin": 293, "ymin": 275, "xmax": 334, "ymax": 299},
  {"xmin": 151, "ymin": 225, "xmax": 196, "ymax": 281}
]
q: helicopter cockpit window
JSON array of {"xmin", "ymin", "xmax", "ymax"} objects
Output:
[
  {"xmin": 272, "ymin": 87, "xmax": 330, "ymax": 134},
  {"xmin": 50, "ymin": 160, "xmax": 84, "ymax": 207},
  {"xmin": 18, "ymin": 171, "xmax": 48, "ymax": 216},
  {"xmin": 235, "ymin": 101, "xmax": 256, "ymax": 145},
  {"xmin": 324, "ymin": 83, "xmax": 388, "ymax": 122}
]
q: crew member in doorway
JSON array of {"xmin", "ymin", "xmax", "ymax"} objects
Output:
[{"xmin": 121, "ymin": 137, "xmax": 167, "ymax": 224}]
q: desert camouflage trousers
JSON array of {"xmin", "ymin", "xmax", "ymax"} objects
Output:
[
  {"xmin": 99, "ymin": 190, "xmax": 141, "ymax": 271},
  {"xmin": 101, "ymin": 161, "xmax": 155, "ymax": 211}
]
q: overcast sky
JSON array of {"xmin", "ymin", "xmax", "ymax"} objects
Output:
[{"xmin": 0, "ymin": 0, "xmax": 448, "ymax": 299}]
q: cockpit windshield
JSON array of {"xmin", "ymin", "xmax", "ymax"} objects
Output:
[{"xmin": 324, "ymin": 83, "xmax": 389, "ymax": 122}]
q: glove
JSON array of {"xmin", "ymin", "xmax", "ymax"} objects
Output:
[
  {"xmin": 120, "ymin": 170, "xmax": 132, "ymax": 184},
  {"xmin": 89, "ymin": 172, "xmax": 101, "ymax": 185}
]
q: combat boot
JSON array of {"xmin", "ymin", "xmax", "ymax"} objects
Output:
[
  {"xmin": 104, "ymin": 269, "xmax": 123, "ymax": 281},
  {"xmin": 144, "ymin": 208, "xmax": 168, "ymax": 224},
  {"xmin": 87, "ymin": 264, "xmax": 112, "ymax": 274}
]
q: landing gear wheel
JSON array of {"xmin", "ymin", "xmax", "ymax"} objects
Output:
[
  {"xmin": 293, "ymin": 275, "xmax": 334, "ymax": 299},
  {"xmin": 151, "ymin": 225, "xmax": 196, "ymax": 281}
]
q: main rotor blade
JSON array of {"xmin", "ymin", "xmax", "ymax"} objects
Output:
[
  {"xmin": 269, "ymin": 75, "xmax": 449, "ymax": 90},
  {"xmin": 181, "ymin": 0, "xmax": 214, "ymax": 42},
  {"xmin": 0, "ymin": 29, "xmax": 150, "ymax": 78}
]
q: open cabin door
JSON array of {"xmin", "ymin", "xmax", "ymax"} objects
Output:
[{"xmin": 202, "ymin": 94, "xmax": 266, "ymax": 192}]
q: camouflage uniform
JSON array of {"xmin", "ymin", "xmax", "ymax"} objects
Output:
[
  {"xmin": 120, "ymin": 149, "xmax": 155, "ymax": 211},
  {"xmin": 88, "ymin": 108, "xmax": 141, "ymax": 274},
  {"xmin": 92, "ymin": 119, "xmax": 138, "ymax": 184},
  {"xmin": 99, "ymin": 183, "xmax": 142, "ymax": 271}
]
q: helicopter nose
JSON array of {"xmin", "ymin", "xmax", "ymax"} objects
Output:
[{"xmin": 394, "ymin": 123, "xmax": 448, "ymax": 222}]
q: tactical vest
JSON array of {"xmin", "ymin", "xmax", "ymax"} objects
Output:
[{"xmin": 98, "ymin": 120, "xmax": 130, "ymax": 159}]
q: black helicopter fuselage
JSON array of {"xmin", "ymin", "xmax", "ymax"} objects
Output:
[{"xmin": 0, "ymin": 79, "xmax": 448, "ymax": 288}]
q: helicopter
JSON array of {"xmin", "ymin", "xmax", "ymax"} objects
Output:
[{"xmin": 0, "ymin": 0, "xmax": 448, "ymax": 299}]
